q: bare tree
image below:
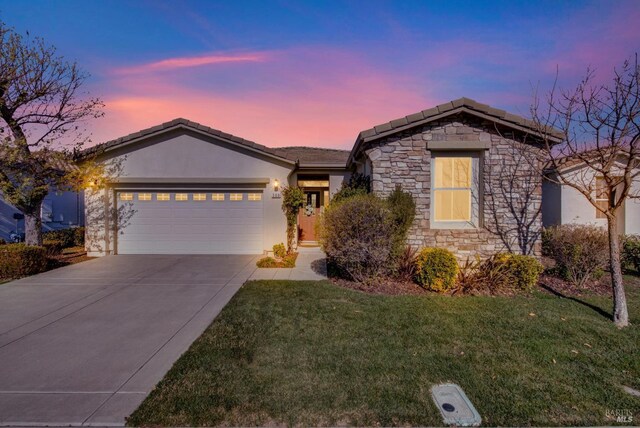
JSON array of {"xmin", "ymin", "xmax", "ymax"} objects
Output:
[
  {"xmin": 0, "ymin": 21, "xmax": 103, "ymax": 245},
  {"xmin": 531, "ymin": 55, "xmax": 640, "ymax": 328},
  {"xmin": 483, "ymin": 131, "xmax": 545, "ymax": 255}
]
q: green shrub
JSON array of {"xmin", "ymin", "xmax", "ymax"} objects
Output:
[
  {"xmin": 495, "ymin": 253, "xmax": 543, "ymax": 291},
  {"xmin": 542, "ymin": 225, "xmax": 609, "ymax": 287},
  {"xmin": 622, "ymin": 235, "xmax": 640, "ymax": 274},
  {"xmin": 256, "ymin": 253, "xmax": 297, "ymax": 268},
  {"xmin": 318, "ymin": 194, "xmax": 394, "ymax": 283},
  {"xmin": 43, "ymin": 240, "xmax": 64, "ymax": 257},
  {"xmin": 42, "ymin": 228, "xmax": 80, "ymax": 248},
  {"xmin": 0, "ymin": 244, "xmax": 48, "ymax": 278},
  {"xmin": 414, "ymin": 247, "xmax": 458, "ymax": 292},
  {"xmin": 386, "ymin": 185, "xmax": 416, "ymax": 265},
  {"xmin": 273, "ymin": 243, "xmax": 287, "ymax": 259},
  {"xmin": 281, "ymin": 186, "xmax": 305, "ymax": 254},
  {"xmin": 74, "ymin": 226, "xmax": 85, "ymax": 246},
  {"xmin": 331, "ymin": 173, "xmax": 370, "ymax": 203}
]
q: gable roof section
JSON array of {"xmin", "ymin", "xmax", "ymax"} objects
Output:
[
  {"xmin": 81, "ymin": 118, "xmax": 296, "ymax": 165},
  {"xmin": 348, "ymin": 97, "xmax": 563, "ymax": 164},
  {"xmin": 546, "ymin": 146, "xmax": 640, "ymax": 173},
  {"xmin": 273, "ymin": 146, "xmax": 350, "ymax": 167}
]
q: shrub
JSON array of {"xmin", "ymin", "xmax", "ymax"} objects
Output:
[
  {"xmin": 318, "ymin": 194, "xmax": 394, "ymax": 283},
  {"xmin": 0, "ymin": 238, "xmax": 6, "ymax": 245},
  {"xmin": 43, "ymin": 240, "xmax": 64, "ymax": 257},
  {"xmin": 256, "ymin": 253, "xmax": 297, "ymax": 268},
  {"xmin": 331, "ymin": 173, "xmax": 370, "ymax": 203},
  {"xmin": 273, "ymin": 243, "xmax": 287, "ymax": 259},
  {"xmin": 74, "ymin": 226, "xmax": 85, "ymax": 246},
  {"xmin": 0, "ymin": 244, "xmax": 48, "ymax": 278},
  {"xmin": 542, "ymin": 225, "xmax": 609, "ymax": 287},
  {"xmin": 495, "ymin": 253, "xmax": 544, "ymax": 291},
  {"xmin": 42, "ymin": 228, "xmax": 79, "ymax": 248},
  {"xmin": 622, "ymin": 235, "xmax": 640, "ymax": 274},
  {"xmin": 386, "ymin": 185, "xmax": 416, "ymax": 264},
  {"xmin": 414, "ymin": 247, "xmax": 458, "ymax": 292},
  {"xmin": 281, "ymin": 186, "xmax": 305, "ymax": 254},
  {"xmin": 396, "ymin": 245, "xmax": 418, "ymax": 282}
]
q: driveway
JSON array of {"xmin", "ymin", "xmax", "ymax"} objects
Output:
[{"xmin": 0, "ymin": 254, "xmax": 258, "ymax": 426}]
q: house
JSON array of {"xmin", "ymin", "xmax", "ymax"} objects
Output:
[
  {"xmin": 542, "ymin": 154, "xmax": 640, "ymax": 235},
  {"xmin": 84, "ymin": 98, "xmax": 557, "ymax": 257},
  {"xmin": 83, "ymin": 120, "xmax": 349, "ymax": 256},
  {"xmin": 0, "ymin": 191, "xmax": 84, "ymax": 242}
]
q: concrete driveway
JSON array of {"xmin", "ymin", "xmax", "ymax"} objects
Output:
[{"xmin": 0, "ymin": 254, "xmax": 258, "ymax": 426}]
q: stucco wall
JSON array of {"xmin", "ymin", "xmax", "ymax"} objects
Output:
[
  {"xmin": 550, "ymin": 166, "xmax": 640, "ymax": 235},
  {"xmin": 86, "ymin": 130, "xmax": 293, "ymax": 256},
  {"xmin": 361, "ymin": 114, "xmax": 544, "ymax": 259}
]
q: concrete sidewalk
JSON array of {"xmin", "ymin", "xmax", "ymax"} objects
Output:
[
  {"xmin": 0, "ymin": 254, "xmax": 257, "ymax": 427},
  {"xmin": 249, "ymin": 247, "xmax": 327, "ymax": 281}
]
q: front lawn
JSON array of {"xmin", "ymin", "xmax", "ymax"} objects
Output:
[{"xmin": 129, "ymin": 278, "xmax": 640, "ymax": 426}]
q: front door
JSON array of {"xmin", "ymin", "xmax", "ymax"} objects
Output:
[{"xmin": 298, "ymin": 191, "xmax": 320, "ymax": 242}]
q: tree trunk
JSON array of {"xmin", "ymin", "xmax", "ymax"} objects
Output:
[
  {"xmin": 607, "ymin": 215, "xmax": 629, "ymax": 327},
  {"xmin": 24, "ymin": 202, "xmax": 43, "ymax": 246}
]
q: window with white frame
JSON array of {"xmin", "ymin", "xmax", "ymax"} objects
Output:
[
  {"xmin": 431, "ymin": 154, "xmax": 478, "ymax": 227},
  {"xmin": 595, "ymin": 177, "xmax": 608, "ymax": 219}
]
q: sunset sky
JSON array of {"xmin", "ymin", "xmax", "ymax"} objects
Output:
[{"xmin": 1, "ymin": 0, "xmax": 639, "ymax": 149}]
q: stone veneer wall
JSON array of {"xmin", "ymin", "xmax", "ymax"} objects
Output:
[{"xmin": 363, "ymin": 115, "xmax": 543, "ymax": 259}]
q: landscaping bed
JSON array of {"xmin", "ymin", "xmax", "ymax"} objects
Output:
[{"xmin": 128, "ymin": 278, "xmax": 640, "ymax": 427}]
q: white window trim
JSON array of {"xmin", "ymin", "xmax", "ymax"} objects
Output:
[{"xmin": 430, "ymin": 152, "xmax": 481, "ymax": 229}]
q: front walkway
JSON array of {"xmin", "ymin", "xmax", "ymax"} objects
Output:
[{"xmin": 249, "ymin": 247, "xmax": 327, "ymax": 281}]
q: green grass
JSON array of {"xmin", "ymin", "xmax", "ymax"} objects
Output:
[{"xmin": 128, "ymin": 278, "xmax": 640, "ymax": 427}]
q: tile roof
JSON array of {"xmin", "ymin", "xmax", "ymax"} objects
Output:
[
  {"xmin": 348, "ymin": 97, "xmax": 563, "ymax": 164},
  {"xmin": 81, "ymin": 118, "xmax": 294, "ymax": 164},
  {"xmin": 274, "ymin": 146, "xmax": 350, "ymax": 165}
]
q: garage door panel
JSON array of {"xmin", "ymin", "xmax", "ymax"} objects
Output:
[{"xmin": 117, "ymin": 191, "xmax": 264, "ymax": 254}]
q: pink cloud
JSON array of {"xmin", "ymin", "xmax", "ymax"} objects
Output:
[
  {"xmin": 113, "ymin": 52, "xmax": 267, "ymax": 75},
  {"xmin": 88, "ymin": 47, "xmax": 435, "ymax": 149}
]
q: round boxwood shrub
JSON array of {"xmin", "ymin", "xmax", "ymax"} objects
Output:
[
  {"xmin": 414, "ymin": 247, "xmax": 458, "ymax": 292},
  {"xmin": 494, "ymin": 253, "xmax": 543, "ymax": 292}
]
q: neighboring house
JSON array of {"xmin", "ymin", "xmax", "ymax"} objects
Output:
[
  {"xmin": 82, "ymin": 120, "xmax": 349, "ymax": 256},
  {"xmin": 84, "ymin": 98, "xmax": 558, "ymax": 257},
  {"xmin": 542, "ymin": 156, "xmax": 640, "ymax": 235},
  {"xmin": 0, "ymin": 190, "xmax": 85, "ymax": 242}
]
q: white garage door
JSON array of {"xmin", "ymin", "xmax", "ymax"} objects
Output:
[{"xmin": 116, "ymin": 191, "xmax": 264, "ymax": 254}]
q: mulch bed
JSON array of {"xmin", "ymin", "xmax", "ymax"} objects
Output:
[
  {"xmin": 330, "ymin": 276, "xmax": 429, "ymax": 295},
  {"xmin": 538, "ymin": 273, "xmax": 612, "ymax": 297}
]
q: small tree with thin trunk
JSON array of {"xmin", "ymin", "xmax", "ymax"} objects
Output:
[
  {"xmin": 0, "ymin": 21, "xmax": 103, "ymax": 245},
  {"xmin": 531, "ymin": 55, "xmax": 640, "ymax": 328}
]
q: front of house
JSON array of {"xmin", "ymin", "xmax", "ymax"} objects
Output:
[{"xmin": 85, "ymin": 98, "xmax": 553, "ymax": 258}]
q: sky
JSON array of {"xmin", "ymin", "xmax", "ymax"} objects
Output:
[{"xmin": 1, "ymin": 0, "xmax": 639, "ymax": 150}]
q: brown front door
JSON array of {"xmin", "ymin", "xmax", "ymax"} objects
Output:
[{"xmin": 298, "ymin": 191, "xmax": 320, "ymax": 242}]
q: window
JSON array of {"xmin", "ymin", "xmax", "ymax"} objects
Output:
[
  {"xmin": 157, "ymin": 193, "xmax": 170, "ymax": 201},
  {"xmin": 212, "ymin": 193, "xmax": 225, "ymax": 201},
  {"xmin": 119, "ymin": 193, "xmax": 133, "ymax": 201},
  {"xmin": 138, "ymin": 193, "xmax": 152, "ymax": 201},
  {"xmin": 230, "ymin": 193, "xmax": 243, "ymax": 201},
  {"xmin": 175, "ymin": 193, "xmax": 189, "ymax": 201},
  {"xmin": 432, "ymin": 156, "xmax": 477, "ymax": 226},
  {"xmin": 248, "ymin": 193, "xmax": 262, "ymax": 201},
  {"xmin": 595, "ymin": 177, "xmax": 608, "ymax": 219},
  {"xmin": 193, "ymin": 193, "xmax": 207, "ymax": 201}
]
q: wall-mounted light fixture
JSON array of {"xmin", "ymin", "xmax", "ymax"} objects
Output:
[{"xmin": 273, "ymin": 178, "xmax": 280, "ymax": 192}]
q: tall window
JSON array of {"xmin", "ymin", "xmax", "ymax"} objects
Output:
[
  {"xmin": 432, "ymin": 156, "xmax": 475, "ymax": 225},
  {"xmin": 595, "ymin": 177, "xmax": 608, "ymax": 219}
]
